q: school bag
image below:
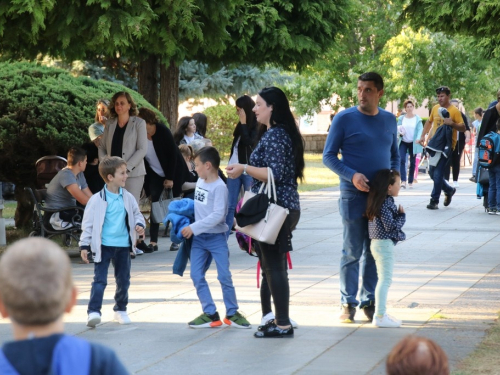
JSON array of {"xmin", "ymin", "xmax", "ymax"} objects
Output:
[{"xmin": 478, "ymin": 132, "xmax": 500, "ymax": 169}]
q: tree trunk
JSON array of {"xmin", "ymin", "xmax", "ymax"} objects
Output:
[
  {"xmin": 138, "ymin": 55, "xmax": 159, "ymax": 107},
  {"xmin": 14, "ymin": 186, "xmax": 34, "ymax": 229},
  {"xmin": 160, "ymin": 59, "xmax": 179, "ymax": 131}
]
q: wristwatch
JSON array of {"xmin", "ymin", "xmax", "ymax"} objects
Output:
[{"xmin": 243, "ymin": 164, "xmax": 248, "ymax": 175}]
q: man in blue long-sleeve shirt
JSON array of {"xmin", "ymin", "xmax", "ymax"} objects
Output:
[{"xmin": 323, "ymin": 72, "xmax": 400, "ymax": 323}]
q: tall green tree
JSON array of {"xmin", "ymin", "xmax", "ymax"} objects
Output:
[
  {"xmin": 401, "ymin": 0, "xmax": 500, "ymax": 58},
  {"xmin": 0, "ymin": 0, "xmax": 351, "ymax": 130}
]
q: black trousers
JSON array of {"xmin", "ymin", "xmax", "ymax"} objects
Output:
[
  {"xmin": 147, "ymin": 170, "xmax": 166, "ymax": 243},
  {"xmin": 257, "ymin": 209, "xmax": 300, "ymax": 326},
  {"xmin": 444, "ymin": 139, "xmax": 466, "ymax": 182}
]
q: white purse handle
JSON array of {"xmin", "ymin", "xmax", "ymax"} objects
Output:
[{"xmin": 257, "ymin": 168, "xmax": 278, "ymax": 203}]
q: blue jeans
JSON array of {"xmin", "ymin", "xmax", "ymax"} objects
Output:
[
  {"xmin": 190, "ymin": 232, "xmax": 239, "ymax": 316},
  {"xmin": 473, "ymin": 147, "xmax": 479, "ymax": 177},
  {"xmin": 488, "ymin": 164, "xmax": 500, "ymax": 209},
  {"xmin": 225, "ymin": 174, "xmax": 253, "ymax": 238},
  {"xmin": 338, "ymin": 189, "xmax": 377, "ymax": 307},
  {"xmin": 399, "ymin": 141, "xmax": 416, "ymax": 183},
  {"xmin": 88, "ymin": 245, "xmax": 131, "ymax": 315},
  {"xmin": 370, "ymin": 239, "xmax": 394, "ymax": 317},
  {"xmin": 428, "ymin": 155, "xmax": 454, "ymax": 203}
]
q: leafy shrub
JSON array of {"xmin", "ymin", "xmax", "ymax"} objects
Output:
[
  {"xmin": 203, "ymin": 104, "xmax": 238, "ymax": 158},
  {"xmin": 0, "ymin": 61, "xmax": 166, "ymax": 227}
]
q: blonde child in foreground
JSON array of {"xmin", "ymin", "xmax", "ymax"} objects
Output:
[
  {"xmin": 366, "ymin": 169, "xmax": 406, "ymax": 328},
  {"xmin": 181, "ymin": 146, "xmax": 251, "ymax": 328},
  {"xmin": 80, "ymin": 156, "xmax": 145, "ymax": 328},
  {"xmin": 0, "ymin": 237, "xmax": 129, "ymax": 374}
]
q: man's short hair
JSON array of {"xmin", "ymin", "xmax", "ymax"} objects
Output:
[
  {"xmin": 358, "ymin": 72, "xmax": 384, "ymax": 91},
  {"xmin": 436, "ymin": 86, "xmax": 451, "ymax": 96},
  {"xmin": 99, "ymin": 156, "xmax": 127, "ymax": 183},
  {"xmin": 194, "ymin": 146, "xmax": 220, "ymax": 169},
  {"xmin": 0, "ymin": 238, "xmax": 73, "ymax": 325},
  {"xmin": 67, "ymin": 147, "xmax": 87, "ymax": 166}
]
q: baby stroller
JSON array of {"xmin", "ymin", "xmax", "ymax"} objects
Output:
[{"xmin": 26, "ymin": 156, "xmax": 83, "ymax": 246}]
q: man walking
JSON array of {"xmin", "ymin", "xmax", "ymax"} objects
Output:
[
  {"xmin": 419, "ymin": 86, "xmax": 465, "ymax": 209},
  {"xmin": 323, "ymin": 72, "xmax": 399, "ymax": 323}
]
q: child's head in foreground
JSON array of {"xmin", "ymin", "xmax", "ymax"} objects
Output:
[
  {"xmin": 386, "ymin": 335, "xmax": 449, "ymax": 375},
  {"xmin": 99, "ymin": 156, "xmax": 128, "ymax": 185},
  {"xmin": 194, "ymin": 146, "xmax": 220, "ymax": 180},
  {"xmin": 0, "ymin": 237, "xmax": 75, "ymax": 327}
]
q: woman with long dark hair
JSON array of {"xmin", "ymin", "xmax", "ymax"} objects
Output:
[
  {"xmin": 226, "ymin": 87, "xmax": 304, "ymax": 338},
  {"xmin": 193, "ymin": 113, "xmax": 208, "ymax": 138},
  {"xmin": 173, "ymin": 116, "xmax": 203, "ymax": 145},
  {"xmin": 225, "ymin": 95, "xmax": 259, "ymax": 238}
]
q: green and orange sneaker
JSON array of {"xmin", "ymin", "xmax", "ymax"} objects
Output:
[
  {"xmin": 188, "ymin": 312, "xmax": 223, "ymax": 328},
  {"xmin": 223, "ymin": 311, "xmax": 251, "ymax": 329}
]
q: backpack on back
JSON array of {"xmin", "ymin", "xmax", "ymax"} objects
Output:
[{"xmin": 478, "ymin": 132, "xmax": 500, "ymax": 169}]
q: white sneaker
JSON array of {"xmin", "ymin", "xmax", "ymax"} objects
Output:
[
  {"xmin": 114, "ymin": 311, "xmax": 132, "ymax": 325},
  {"xmin": 453, "ymin": 181, "xmax": 459, "ymax": 188},
  {"xmin": 87, "ymin": 312, "xmax": 101, "ymax": 328},
  {"xmin": 372, "ymin": 313, "xmax": 402, "ymax": 328},
  {"xmin": 260, "ymin": 312, "xmax": 298, "ymax": 329},
  {"xmin": 134, "ymin": 248, "xmax": 144, "ymax": 255}
]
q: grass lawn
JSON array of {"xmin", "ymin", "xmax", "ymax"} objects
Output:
[
  {"xmin": 299, "ymin": 152, "xmax": 339, "ymax": 192},
  {"xmin": 1, "ymin": 201, "xmax": 16, "ymax": 219}
]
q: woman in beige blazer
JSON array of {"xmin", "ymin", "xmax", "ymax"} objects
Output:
[{"xmin": 98, "ymin": 91, "xmax": 148, "ymax": 203}]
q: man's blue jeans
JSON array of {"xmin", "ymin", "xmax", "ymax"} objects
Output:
[
  {"xmin": 226, "ymin": 174, "xmax": 253, "ymax": 238},
  {"xmin": 488, "ymin": 164, "xmax": 500, "ymax": 209},
  {"xmin": 88, "ymin": 245, "xmax": 131, "ymax": 315},
  {"xmin": 429, "ymin": 155, "xmax": 454, "ymax": 202},
  {"xmin": 190, "ymin": 232, "xmax": 239, "ymax": 316},
  {"xmin": 338, "ymin": 189, "xmax": 377, "ymax": 307}
]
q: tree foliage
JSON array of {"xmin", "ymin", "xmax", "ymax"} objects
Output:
[
  {"xmin": 0, "ymin": 61, "xmax": 164, "ymax": 227},
  {"xmin": 203, "ymin": 105, "xmax": 239, "ymax": 158},
  {"xmin": 401, "ymin": 0, "xmax": 500, "ymax": 58}
]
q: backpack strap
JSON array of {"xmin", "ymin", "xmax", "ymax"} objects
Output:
[
  {"xmin": 50, "ymin": 335, "xmax": 91, "ymax": 375},
  {"xmin": 0, "ymin": 349, "xmax": 19, "ymax": 375}
]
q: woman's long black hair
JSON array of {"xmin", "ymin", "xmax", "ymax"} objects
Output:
[
  {"xmin": 173, "ymin": 116, "xmax": 194, "ymax": 145},
  {"xmin": 366, "ymin": 169, "xmax": 400, "ymax": 220},
  {"xmin": 234, "ymin": 95, "xmax": 259, "ymax": 146},
  {"xmin": 258, "ymin": 87, "xmax": 305, "ymax": 181}
]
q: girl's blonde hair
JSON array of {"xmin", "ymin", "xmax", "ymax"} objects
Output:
[{"xmin": 179, "ymin": 144, "xmax": 194, "ymax": 160}]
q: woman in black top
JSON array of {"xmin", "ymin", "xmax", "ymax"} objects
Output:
[
  {"xmin": 226, "ymin": 87, "xmax": 305, "ymax": 338},
  {"xmin": 138, "ymin": 108, "xmax": 186, "ymax": 253},
  {"xmin": 224, "ymin": 95, "xmax": 259, "ymax": 238}
]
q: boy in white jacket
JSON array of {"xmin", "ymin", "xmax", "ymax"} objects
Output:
[{"xmin": 79, "ymin": 156, "xmax": 145, "ymax": 328}]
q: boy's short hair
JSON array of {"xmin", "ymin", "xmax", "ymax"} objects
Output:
[
  {"xmin": 67, "ymin": 147, "xmax": 87, "ymax": 166},
  {"xmin": 99, "ymin": 156, "xmax": 127, "ymax": 183},
  {"xmin": 0, "ymin": 238, "xmax": 73, "ymax": 325},
  {"xmin": 194, "ymin": 146, "xmax": 220, "ymax": 169}
]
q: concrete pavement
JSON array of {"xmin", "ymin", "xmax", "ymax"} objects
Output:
[{"xmin": 1, "ymin": 166, "xmax": 499, "ymax": 374}]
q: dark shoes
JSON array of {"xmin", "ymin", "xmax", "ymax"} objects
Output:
[
  {"xmin": 361, "ymin": 302, "xmax": 375, "ymax": 322},
  {"xmin": 144, "ymin": 244, "xmax": 158, "ymax": 253},
  {"xmin": 136, "ymin": 241, "xmax": 149, "ymax": 252},
  {"xmin": 444, "ymin": 188, "xmax": 456, "ymax": 207},
  {"xmin": 340, "ymin": 303, "xmax": 356, "ymax": 323},
  {"xmin": 427, "ymin": 199, "xmax": 439, "ymax": 210},
  {"xmin": 170, "ymin": 243, "xmax": 180, "ymax": 251},
  {"xmin": 254, "ymin": 321, "xmax": 294, "ymax": 338}
]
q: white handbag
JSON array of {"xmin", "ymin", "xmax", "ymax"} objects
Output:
[{"xmin": 235, "ymin": 168, "xmax": 289, "ymax": 245}]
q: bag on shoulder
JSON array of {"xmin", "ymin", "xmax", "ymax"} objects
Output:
[
  {"xmin": 235, "ymin": 168, "xmax": 289, "ymax": 245},
  {"xmin": 478, "ymin": 132, "xmax": 500, "ymax": 169}
]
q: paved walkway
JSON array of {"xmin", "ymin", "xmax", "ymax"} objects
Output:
[{"xmin": 1, "ymin": 166, "xmax": 499, "ymax": 374}]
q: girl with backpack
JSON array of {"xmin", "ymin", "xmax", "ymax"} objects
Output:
[{"xmin": 366, "ymin": 169, "xmax": 406, "ymax": 328}]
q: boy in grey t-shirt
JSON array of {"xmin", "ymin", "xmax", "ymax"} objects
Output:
[
  {"xmin": 45, "ymin": 147, "xmax": 93, "ymax": 226},
  {"xmin": 181, "ymin": 147, "xmax": 251, "ymax": 329}
]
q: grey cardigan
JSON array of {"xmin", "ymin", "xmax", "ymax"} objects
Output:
[{"xmin": 98, "ymin": 116, "xmax": 148, "ymax": 178}]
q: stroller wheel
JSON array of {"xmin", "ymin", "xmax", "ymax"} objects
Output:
[
  {"xmin": 64, "ymin": 234, "xmax": 72, "ymax": 247},
  {"xmin": 29, "ymin": 231, "xmax": 40, "ymax": 237}
]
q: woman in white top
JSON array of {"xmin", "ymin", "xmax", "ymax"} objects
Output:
[
  {"xmin": 174, "ymin": 116, "xmax": 203, "ymax": 145},
  {"xmin": 397, "ymin": 100, "xmax": 423, "ymax": 188}
]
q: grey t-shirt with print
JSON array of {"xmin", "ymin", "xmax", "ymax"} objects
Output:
[
  {"xmin": 190, "ymin": 177, "xmax": 229, "ymax": 236},
  {"xmin": 45, "ymin": 168, "xmax": 88, "ymax": 209}
]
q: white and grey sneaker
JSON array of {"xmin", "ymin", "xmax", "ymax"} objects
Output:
[
  {"xmin": 87, "ymin": 312, "xmax": 101, "ymax": 328},
  {"xmin": 372, "ymin": 313, "xmax": 402, "ymax": 328},
  {"xmin": 134, "ymin": 248, "xmax": 144, "ymax": 255},
  {"xmin": 114, "ymin": 311, "xmax": 132, "ymax": 325},
  {"xmin": 260, "ymin": 312, "xmax": 298, "ymax": 329}
]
